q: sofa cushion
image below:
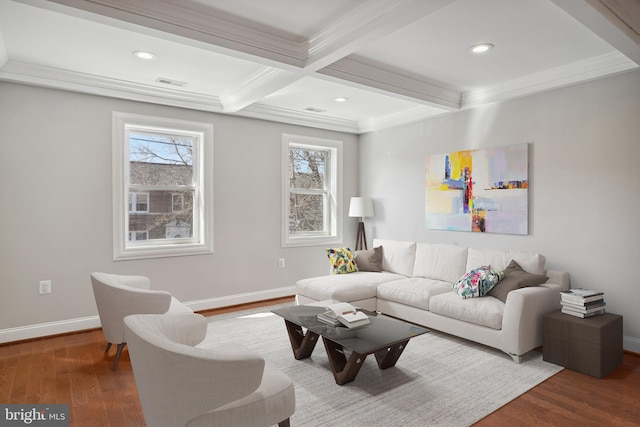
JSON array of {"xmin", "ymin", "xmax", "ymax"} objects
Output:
[
  {"xmin": 372, "ymin": 239, "xmax": 416, "ymax": 277},
  {"xmin": 453, "ymin": 266, "xmax": 504, "ymax": 299},
  {"xmin": 354, "ymin": 246, "xmax": 383, "ymax": 272},
  {"xmin": 377, "ymin": 278, "xmax": 451, "ymax": 310},
  {"xmin": 326, "ymin": 247, "xmax": 358, "ymax": 274},
  {"xmin": 296, "ymin": 272, "xmax": 405, "ymax": 302},
  {"xmin": 413, "ymin": 243, "xmax": 468, "ymax": 283},
  {"xmin": 466, "ymin": 248, "xmax": 546, "ymax": 275},
  {"xmin": 487, "ymin": 260, "xmax": 548, "ymax": 303},
  {"xmin": 429, "ymin": 292, "xmax": 505, "ymax": 330}
]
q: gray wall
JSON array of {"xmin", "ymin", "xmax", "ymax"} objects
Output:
[
  {"xmin": 2, "ymin": 70, "xmax": 639, "ymax": 351},
  {"xmin": 0, "ymin": 82, "xmax": 357, "ymax": 335},
  {"xmin": 359, "ymin": 70, "xmax": 640, "ymax": 351}
]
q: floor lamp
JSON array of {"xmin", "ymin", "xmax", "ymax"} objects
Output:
[{"xmin": 349, "ymin": 197, "xmax": 374, "ymax": 250}]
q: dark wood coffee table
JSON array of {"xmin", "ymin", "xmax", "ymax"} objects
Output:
[{"xmin": 272, "ymin": 305, "xmax": 429, "ymax": 385}]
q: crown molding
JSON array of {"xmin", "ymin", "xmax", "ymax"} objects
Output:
[
  {"xmin": 0, "ymin": 60, "xmax": 224, "ymax": 112},
  {"xmin": 462, "ymin": 52, "xmax": 638, "ymax": 108},
  {"xmin": 320, "ymin": 55, "xmax": 461, "ymax": 110},
  {"xmin": 357, "ymin": 105, "xmax": 447, "ymax": 134},
  {"xmin": 0, "ymin": 60, "xmax": 366, "ymax": 132},
  {"xmin": 237, "ymin": 103, "xmax": 360, "ymax": 134}
]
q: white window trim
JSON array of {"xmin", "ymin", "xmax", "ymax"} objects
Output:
[
  {"xmin": 281, "ymin": 134, "xmax": 343, "ymax": 247},
  {"xmin": 112, "ymin": 112, "xmax": 214, "ymax": 261}
]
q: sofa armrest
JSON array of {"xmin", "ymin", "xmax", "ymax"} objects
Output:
[
  {"xmin": 501, "ymin": 285, "xmax": 562, "ymax": 355},
  {"xmin": 545, "ymin": 269, "xmax": 570, "ymax": 291}
]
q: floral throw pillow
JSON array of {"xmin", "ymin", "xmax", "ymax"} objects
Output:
[
  {"xmin": 326, "ymin": 248, "xmax": 359, "ymax": 274},
  {"xmin": 453, "ymin": 266, "xmax": 504, "ymax": 299}
]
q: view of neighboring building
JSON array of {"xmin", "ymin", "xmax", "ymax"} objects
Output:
[{"xmin": 128, "ymin": 161, "xmax": 194, "ymax": 241}]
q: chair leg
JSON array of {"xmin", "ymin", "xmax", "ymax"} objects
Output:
[
  {"xmin": 278, "ymin": 418, "xmax": 290, "ymax": 427},
  {"xmin": 113, "ymin": 343, "xmax": 126, "ymax": 370},
  {"xmin": 105, "ymin": 343, "xmax": 112, "ymax": 353}
]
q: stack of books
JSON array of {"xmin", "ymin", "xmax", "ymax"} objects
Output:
[
  {"xmin": 560, "ymin": 288, "xmax": 605, "ymax": 318},
  {"xmin": 317, "ymin": 311, "xmax": 342, "ymax": 326}
]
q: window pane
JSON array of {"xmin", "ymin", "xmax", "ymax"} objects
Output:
[
  {"xmin": 129, "ymin": 133, "xmax": 193, "ymax": 185},
  {"xmin": 128, "ymin": 189, "xmax": 194, "ymax": 241},
  {"xmin": 289, "ymin": 148, "xmax": 326, "ymax": 190},
  {"xmin": 172, "ymin": 193, "xmax": 184, "ymax": 212},
  {"xmin": 289, "ymin": 193, "xmax": 325, "ymax": 233}
]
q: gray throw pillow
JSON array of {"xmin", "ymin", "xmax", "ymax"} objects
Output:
[
  {"xmin": 354, "ymin": 246, "xmax": 383, "ymax": 272},
  {"xmin": 487, "ymin": 259, "xmax": 548, "ymax": 303}
]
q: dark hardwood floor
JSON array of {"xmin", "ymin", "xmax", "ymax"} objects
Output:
[{"xmin": 1, "ymin": 297, "xmax": 638, "ymax": 426}]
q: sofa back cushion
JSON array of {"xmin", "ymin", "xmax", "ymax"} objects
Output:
[
  {"xmin": 372, "ymin": 239, "xmax": 416, "ymax": 277},
  {"xmin": 466, "ymin": 248, "xmax": 546, "ymax": 275},
  {"xmin": 413, "ymin": 243, "xmax": 468, "ymax": 283}
]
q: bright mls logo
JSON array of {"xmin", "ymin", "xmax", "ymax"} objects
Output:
[{"xmin": 1, "ymin": 405, "xmax": 69, "ymax": 426}]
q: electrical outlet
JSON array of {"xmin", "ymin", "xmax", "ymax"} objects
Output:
[
  {"xmin": 39, "ymin": 280, "xmax": 52, "ymax": 295},
  {"xmin": 278, "ymin": 258, "xmax": 285, "ymax": 268}
]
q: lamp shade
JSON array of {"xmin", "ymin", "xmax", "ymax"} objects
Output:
[{"xmin": 348, "ymin": 197, "xmax": 374, "ymax": 218}]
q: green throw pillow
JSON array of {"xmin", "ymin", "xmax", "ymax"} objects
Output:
[{"xmin": 453, "ymin": 266, "xmax": 504, "ymax": 299}]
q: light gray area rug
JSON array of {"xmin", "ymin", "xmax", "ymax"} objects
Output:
[{"xmin": 199, "ymin": 304, "xmax": 563, "ymax": 427}]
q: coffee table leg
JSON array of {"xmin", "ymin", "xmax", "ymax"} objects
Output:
[
  {"xmin": 283, "ymin": 319, "xmax": 318, "ymax": 360},
  {"xmin": 322, "ymin": 337, "xmax": 367, "ymax": 385},
  {"xmin": 374, "ymin": 339, "xmax": 410, "ymax": 369}
]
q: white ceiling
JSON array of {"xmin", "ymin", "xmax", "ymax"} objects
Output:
[{"xmin": 0, "ymin": 0, "xmax": 638, "ymax": 133}]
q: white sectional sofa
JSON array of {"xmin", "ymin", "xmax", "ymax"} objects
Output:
[{"xmin": 296, "ymin": 239, "xmax": 570, "ymax": 363}]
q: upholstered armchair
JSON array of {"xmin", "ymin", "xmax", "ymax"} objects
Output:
[
  {"xmin": 90, "ymin": 272, "xmax": 193, "ymax": 370},
  {"xmin": 124, "ymin": 313, "xmax": 296, "ymax": 427}
]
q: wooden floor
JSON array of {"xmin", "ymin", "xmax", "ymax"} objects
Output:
[{"xmin": 1, "ymin": 298, "xmax": 638, "ymax": 426}]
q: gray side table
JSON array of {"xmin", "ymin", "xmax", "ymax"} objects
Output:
[{"xmin": 542, "ymin": 309, "xmax": 623, "ymax": 378}]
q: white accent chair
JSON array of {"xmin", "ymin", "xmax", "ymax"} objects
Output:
[
  {"xmin": 124, "ymin": 313, "xmax": 296, "ymax": 427},
  {"xmin": 90, "ymin": 272, "xmax": 193, "ymax": 370}
]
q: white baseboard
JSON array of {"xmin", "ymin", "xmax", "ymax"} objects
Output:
[
  {"xmin": 185, "ymin": 286, "xmax": 295, "ymax": 312},
  {"xmin": 0, "ymin": 316, "xmax": 102, "ymax": 344},
  {"xmin": 0, "ymin": 287, "xmax": 295, "ymax": 344},
  {"xmin": 624, "ymin": 335, "xmax": 640, "ymax": 354}
]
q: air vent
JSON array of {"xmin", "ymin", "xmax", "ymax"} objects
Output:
[
  {"xmin": 155, "ymin": 77, "xmax": 188, "ymax": 87},
  {"xmin": 304, "ymin": 107, "xmax": 327, "ymax": 113}
]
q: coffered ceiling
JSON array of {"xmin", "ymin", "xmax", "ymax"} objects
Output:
[{"xmin": 0, "ymin": 0, "xmax": 638, "ymax": 133}]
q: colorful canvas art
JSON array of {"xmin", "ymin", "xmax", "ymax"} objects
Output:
[{"xmin": 425, "ymin": 143, "xmax": 528, "ymax": 234}]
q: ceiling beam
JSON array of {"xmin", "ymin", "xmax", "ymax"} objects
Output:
[
  {"xmin": 305, "ymin": 0, "xmax": 454, "ymax": 70},
  {"xmin": 220, "ymin": 66, "xmax": 299, "ymax": 113},
  {"xmin": 40, "ymin": 0, "xmax": 461, "ymax": 113},
  {"xmin": 319, "ymin": 56, "xmax": 461, "ymax": 110},
  {"xmin": 552, "ymin": 0, "xmax": 640, "ymax": 65},
  {"xmin": 218, "ymin": 0, "xmax": 457, "ymax": 113}
]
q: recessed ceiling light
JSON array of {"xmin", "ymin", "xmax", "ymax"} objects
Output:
[
  {"xmin": 133, "ymin": 50, "xmax": 156, "ymax": 60},
  {"xmin": 469, "ymin": 43, "xmax": 494, "ymax": 55},
  {"xmin": 334, "ymin": 97, "xmax": 349, "ymax": 103}
]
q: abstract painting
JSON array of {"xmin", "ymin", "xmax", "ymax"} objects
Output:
[{"xmin": 425, "ymin": 143, "xmax": 528, "ymax": 234}]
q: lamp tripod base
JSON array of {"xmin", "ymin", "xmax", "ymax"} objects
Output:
[{"xmin": 355, "ymin": 222, "xmax": 367, "ymax": 251}]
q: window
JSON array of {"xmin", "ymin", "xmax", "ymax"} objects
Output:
[
  {"xmin": 129, "ymin": 192, "xmax": 149, "ymax": 213},
  {"xmin": 113, "ymin": 112, "xmax": 214, "ymax": 260},
  {"xmin": 282, "ymin": 134, "xmax": 342, "ymax": 247},
  {"xmin": 172, "ymin": 193, "xmax": 184, "ymax": 212},
  {"xmin": 129, "ymin": 231, "xmax": 149, "ymax": 241}
]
